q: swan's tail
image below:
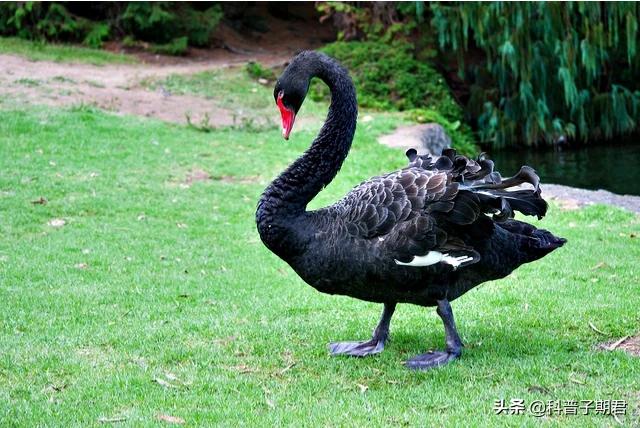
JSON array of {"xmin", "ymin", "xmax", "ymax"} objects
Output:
[
  {"xmin": 406, "ymin": 148, "xmax": 548, "ymax": 222},
  {"xmin": 499, "ymin": 219, "xmax": 567, "ymax": 262}
]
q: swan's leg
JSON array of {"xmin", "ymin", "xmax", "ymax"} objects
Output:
[
  {"xmin": 405, "ymin": 299, "xmax": 462, "ymax": 370},
  {"xmin": 329, "ymin": 302, "xmax": 396, "ymax": 357}
]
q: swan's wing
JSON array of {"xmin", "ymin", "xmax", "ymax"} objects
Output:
[
  {"xmin": 405, "ymin": 148, "xmax": 547, "ymax": 220},
  {"xmin": 332, "ymin": 168, "xmax": 480, "ymax": 270},
  {"xmin": 334, "ymin": 168, "xmax": 451, "ymax": 238},
  {"xmin": 332, "ymin": 148, "xmax": 548, "ymax": 270}
]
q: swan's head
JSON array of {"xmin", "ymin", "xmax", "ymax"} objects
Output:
[{"xmin": 273, "ymin": 58, "xmax": 311, "ymax": 140}]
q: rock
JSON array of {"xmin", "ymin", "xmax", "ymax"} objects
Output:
[{"xmin": 378, "ymin": 123, "xmax": 451, "ymax": 156}]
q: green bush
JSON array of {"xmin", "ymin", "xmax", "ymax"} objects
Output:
[
  {"xmin": 0, "ymin": 2, "xmax": 223, "ymax": 55},
  {"xmin": 0, "ymin": 2, "xmax": 81, "ymax": 41},
  {"xmin": 182, "ymin": 5, "xmax": 223, "ymax": 47},
  {"xmin": 245, "ymin": 61, "xmax": 276, "ymax": 81},
  {"xmin": 120, "ymin": 2, "xmax": 177, "ymax": 44},
  {"xmin": 83, "ymin": 22, "xmax": 109, "ymax": 48},
  {"xmin": 313, "ymin": 40, "xmax": 476, "ymax": 154},
  {"xmin": 121, "ymin": 2, "xmax": 221, "ymax": 47},
  {"xmin": 151, "ymin": 36, "xmax": 188, "ymax": 56},
  {"xmin": 315, "ymin": 41, "xmax": 463, "ymax": 120}
]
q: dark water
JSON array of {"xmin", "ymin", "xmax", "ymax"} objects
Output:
[{"xmin": 488, "ymin": 143, "xmax": 640, "ymax": 196}]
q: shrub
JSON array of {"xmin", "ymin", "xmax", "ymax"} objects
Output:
[
  {"xmin": 312, "ymin": 40, "xmax": 476, "ymax": 153},
  {"xmin": 245, "ymin": 61, "xmax": 276, "ymax": 81},
  {"xmin": 0, "ymin": 2, "xmax": 82, "ymax": 41},
  {"xmin": 151, "ymin": 36, "xmax": 188, "ymax": 56},
  {"xmin": 0, "ymin": 2, "xmax": 223, "ymax": 55},
  {"xmin": 83, "ymin": 22, "xmax": 109, "ymax": 48},
  {"xmin": 315, "ymin": 40, "xmax": 463, "ymax": 120}
]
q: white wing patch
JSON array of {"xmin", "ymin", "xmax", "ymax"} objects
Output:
[{"xmin": 394, "ymin": 251, "xmax": 474, "ymax": 270}]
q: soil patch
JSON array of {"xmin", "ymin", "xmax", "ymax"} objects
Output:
[
  {"xmin": 599, "ymin": 335, "xmax": 640, "ymax": 357},
  {"xmin": 0, "ymin": 6, "xmax": 334, "ymax": 127}
]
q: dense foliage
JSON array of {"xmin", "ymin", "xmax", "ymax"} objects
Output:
[
  {"xmin": 0, "ymin": 2, "xmax": 222, "ymax": 54},
  {"xmin": 313, "ymin": 40, "xmax": 476, "ymax": 152},
  {"xmin": 432, "ymin": 2, "xmax": 640, "ymax": 147}
]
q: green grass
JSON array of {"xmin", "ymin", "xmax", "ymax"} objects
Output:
[
  {"xmin": 1, "ymin": 106, "xmax": 639, "ymax": 426},
  {"xmin": 0, "ymin": 37, "xmax": 136, "ymax": 65}
]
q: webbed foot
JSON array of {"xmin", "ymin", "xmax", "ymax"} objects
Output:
[
  {"xmin": 404, "ymin": 299, "xmax": 463, "ymax": 371},
  {"xmin": 405, "ymin": 350, "xmax": 460, "ymax": 370},
  {"xmin": 329, "ymin": 339, "xmax": 385, "ymax": 357},
  {"xmin": 329, "ymin": 302, "xmax": 396, "ymax": 358}
]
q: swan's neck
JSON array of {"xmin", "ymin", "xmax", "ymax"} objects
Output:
[{"xmin": 256, "ymin": 57, "xmax": 357, "ymax": 254}]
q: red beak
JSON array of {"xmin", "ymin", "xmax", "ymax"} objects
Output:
[{"xmin": 277, "ymin": 92, "xmax": 295, "ymax": 140}]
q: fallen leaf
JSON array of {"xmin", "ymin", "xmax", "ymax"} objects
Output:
[
  {"xmin": 569, "ymin": 376, "xmax": 586, "ymax": 385},
  {"xmin": 229, "ymin": 364, "xmax": 257, "ymax": 374},
  {"xmin": 31, "ymin": 197, "xmax": 47, "ymax": 205},
  {"xmin": 527, "ymin": 385, "xmax": 550, "ymax": 394},
  {"xmin": 48, "ymin": 218, "xmax": 65, "ymax": 228},
  {"xmin": 588, "ymin": 321, "xmax": 606, "ymax": 335},
  {"xmin": 42, "ymin": 383, "xmax": 67, "ymax": 393},
  {"xmin": 356, "ymin": 383, "xmax": 368, "ymax": 393},
  {"xmin": 75, "ymin": 263, "xmax": 88, "ymax": 269},
  {"xmin": 185, "ymin": 169, "xmax": 211, "ymax": 185},
  {"xmin": 156, "ymin": 415, "xmax": 185, "ymax": 424},
  {"xmin": 279, "ymin": 362, "xmax": 296, "ymax": 375},
  {"xmin": 98, "ymin": 416, "xmax": 127, "ymax": 424},
  {"xmin": 153, "ymin": 377, "xmax": 178, "ymax": 389},
  {"xmin": 607, "ymin": 336, "xmax": 630, "ymax": 351},
  {"xmin": 212, "ymin": 336, "xmax": 236, "ymax": 346}
]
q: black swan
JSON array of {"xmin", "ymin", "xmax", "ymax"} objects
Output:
[{"xmin": 256, "ymin": 51, "xmax": 566, "ymax": 370}]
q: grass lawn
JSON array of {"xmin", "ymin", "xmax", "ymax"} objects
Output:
[
  {"xmin": 1, "ymin": 101, "xmax": 639, "ymax": 426},
  {"xmin": 0, "ymin": 37, "xmax": 135, "ymax": 65}
]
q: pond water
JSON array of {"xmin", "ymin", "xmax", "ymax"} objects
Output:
[{"xmin": 488, "ymin": 143, "xmax": 640, "ymax": 196}]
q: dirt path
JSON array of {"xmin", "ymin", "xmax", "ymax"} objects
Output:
[
  {"xmin": 0, "ymin": 52, "xmax": 291, "ymax": 126},
  {"xmin": 542, "ymin": 184, "xmax": 640, "ymax": 214},
  {"xmin": 0, "ymin": 4, "xmax": 336, "ymax": 126}
]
